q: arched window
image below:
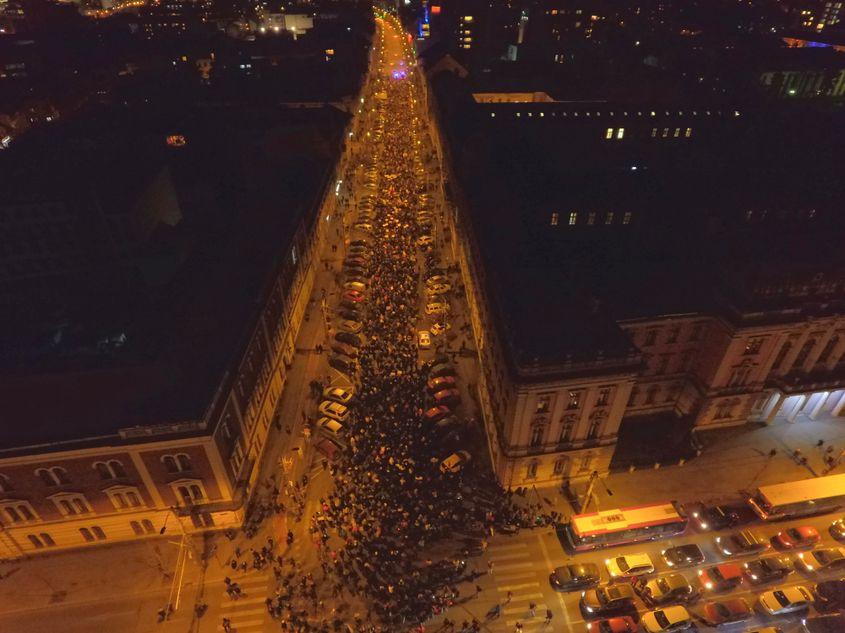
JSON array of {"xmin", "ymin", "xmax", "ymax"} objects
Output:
[
  {"xmin": 130, "ymin": 521, "xmax": 143, "ymax": 536},
  {"xmin": 189, "ymin": 485, "xmax": 203, "ymax": 501},
  {"xmin": 529, "ymin": 425, "xmax": 545, "ymax": 447},
  {"xmin": 558, "ymin": 416, "xmax": 575, "ymax": 444},
  {"xmin": 92, "ymin": 526, "xmax": 106, "ymax": 540},
  {"xmin": 526, "ymin": 461, "xmax": 538, "ymax": 479},
  {"xmin": 109, "ymin": 460, "xmax": 127, "ymax": 479},
  {"xmin": 5, "ymin": 507, "xmax": 21, "ymax": 523},
  {"xmin": 37, "ymin": 468, "xmax": 69, "ymax": 486},
  {"xmin": 27, "ymin": 534, "xmax": 44, "ymax": 548},
  {"xmin": 587, "ymin": 414, "xmax": 604, "ymax": 440},
  {"xmin": 176, "ymin": 454, "xmax": 192, "ymax": 471},
  {"xmin": 645, "ymin": 385, "xmax": 660, "ymax": 405},
  {"xmin": 59, "ymin": 500, "xmax": 74, "ymax": 515},
  {"xmin": 142, "ymin": 519, "xmax": 155, "ymax": 534},
  {"xmin": 94, "ymin": 462, "xmax": 112, "ymax": 480},
  {"xmin": 162, "ymin": 456, "xmax": 178, "ymax": 473},
  {"xmin": 19, "ymin": 504, "xmax": 34, "ymax": 521},
  {"xmin": 40, "ymin": 533, "xmax": 55, "ymax": 546},
  {"xmin": 79, "ymin": 527, "xmax": 94, "ymax": 542},
  {"xmin": 72, "ymin": 498, "xmax": 87, "ymax": 514}
]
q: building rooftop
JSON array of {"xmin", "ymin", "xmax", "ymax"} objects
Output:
[
  {"xmin": 432, "ymin": 70, "xmax": 845, "ymax": 374},
  {"xmin": 0, "ymin": 102, "xmax": 347, "ymax": 451}
]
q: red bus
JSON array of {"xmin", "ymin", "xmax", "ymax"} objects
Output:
[{"xmin": 566, "ymin": 501, "xmax": 688, "ymax": 551}]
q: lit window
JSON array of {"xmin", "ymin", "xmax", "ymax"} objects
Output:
[
  {"xmin": 605, "ymin": 127, "xmax": 614, "ymax": 139},
  {"xmin": 550, "ymin": 212, "xmax": 559, "ymax": 226},
  {"xmin": 651, "ymin": 128, "xmax": 657, "ymax": 138},
  {"xmin": 616, "ymin": 127, "xmax": 624, "ymax": 139},
  {"xmin": 685, "ymin": 127, "xmax": 692, "ymax": 137},
  {"xmin": 569, "ymin": 212, "xmax": 577, "ymax": 225},
  {"xmin": 662, "ymin": 128, "xmax": 669, "ymax": 138},
  {"xmin": 623, "ymin": 212, "xmax": 632, "ymax": 225},
  {"xmin": 605, "ymin": 212, "xmax": 614, "ymax": 225},
  {"xmin": 587, "ymin": 212, "xmax": 596, "ymax": 225}
]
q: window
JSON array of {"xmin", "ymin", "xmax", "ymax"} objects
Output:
[
  {"xmin": 643, "ymin": 329, "xmax": 657, "ymax": 346},
  {"xmin": 616, "ymin": 127, "xmax": 624, "ymax": 139},
  {"xmin": 130, "ymin": 521, "xmax": 144, "ymax": 536},
  {"xmin": 596, "ymin": 388, "xmax": 611, "ymax": 407},
  {"xmin": 662, "ymin": 128, "xmax": 669, "ymax": 138},
  {"xmin": 605, "ymin": 212, "xmax": 614, "ymax": 225},
  {"xmin": 535, "ymin": 394, "xmax": 553, "ymax": 414},
  {"xmin": 817, "ymin": 335, "xmax": 839, "ymax": 364},
  {"xmin": 92, "ymin": 526, "xmax": 106, "ymax": 540},
  {"xmin": 685, "ymin": 127, "xmax": 692, "ymax": 137},
  {"xmin": 793, "ymin": 339, "xmax": 816, "ymax": 369},
  {"xmin": 728, "ymin": 365, "xmax": 752, "ymax": 387},
  {"xmin": 651, "ymin": 127, "xmax": 657, "ymax": 138},
  {"xmin": 627, "ymin": 387, "xmax": 638, "ymax": 407},
  {"xmin": 689, "ymin": 324, "xmax": 703, "ymax": 341},
  {"xmin": 36, "ymin": 467, "xmax": 69, "ymax": 486},
  {"xmin": 28, "ymin": 534, "xmax": 46, "ymax": 548},
  {"xmin": 142, "ymin": 519, "xmax": 155, "ymax": 534},
  {"xmin": 673, "ymin": 127, "xmax": 681, "ymax": 138},
  {"xmin": 108, "ymin": 488, "xmax": 143, "ymax": 510},
  {"xmin": 666, "ymin": 326, "xmax": 680, "ymax": 344},
  {"xmin": 162, "ymin": 453, "xmax": 192, "ymax": 473},
  {"xmin": 558, "ymin": 418, "xmax": 575, "ymax": 444},
  {"xmin": 51, "ymin": 494, "xmax": 91, "ymax": 516},
  {"xmin": 79, "ymin": 527, "xmax": 94, "ymax": 542},
  {"xmin": 175, "ymin": 483, "xmax": 205, "ymax": 505},
  {"xmin": 587, "ymin": 212, "xmax": 596, "ymax": 225},
  {"xmin": 770, "ymin": 341, "xmax": 792, "ymax": 372},
  {"xmin": 744, "ymin": 338, "xmax": 764, "ymax": 356},
  {"xmin": 644, "ymin": 385, "xmax": 660, "ymax": 405},
  {"xmin": 94, "ymin": 460, "xmax": 127, "ymax": 480},
  {"xmin": 586, "ymin": 415, "xmax": 603, "ymax": 440},
  {"xmin": 550, "ymin": 212, "xmax": 559, "ymax": 226},
  {"xmin": 656, "ymin": 355, "xmax": 670, "ymax": 375},
  {"xmin": 553, "ymin": 459, "xmax": 567, "ymax": 476},
  {"xmin": 3, "ymin": 502, "xmax": 36, "ymax": 524},
  {"xmin": 530, "ymin": 425, "xmax": 545, "ymax": 447},
  {"xmin": 526, "ymin": 461, "xmax": 538, "ymax": 479},
  {"xmin": 177, "ymin": 454, "xmax": 192, "ymax": 471},
  {"xmin": 40, "ymin": 532, "xmax": 55, "ymax": 546},
  {"xmin": 623, "ymin": 212, "xmax": 632, "ymax": 225},
  {"xmin": 680, "ymin": 350, "xmax": 695, "ymax": 372},
  {"xmin": 578, "ymin": 455, "xmax": 592, "ymax": 473},
  {"xmin": 566, "ymin": 390, "xmax": 582, "ymax": 410},
  {"xmin": 0, "ymin": 474, "xmax": 11, "ymax": 493},
  {"xmin": 605, "ymin": 127, "xmax": 614, "ymax": 139},
  {"xmin": 568, "ymin": 212, "xmax": 577, "ymax": 225}
]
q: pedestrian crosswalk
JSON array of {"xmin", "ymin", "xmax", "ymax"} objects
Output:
[
  {"xmin": 489, "ymin": 541, "xmax": 554, "ymax": 631},
  {"xmin": 217, "ymin": 572, "xmax": 269, "ymax": 632}
]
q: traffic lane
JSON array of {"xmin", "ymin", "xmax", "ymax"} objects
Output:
[{"xmin": 546, "ymin": 511, "xmax": 845, "ymax": 631}]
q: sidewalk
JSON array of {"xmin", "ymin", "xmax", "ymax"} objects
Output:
[{"xmin": 532, "ymin": 415, "xmax": 845, "ymax": 517}]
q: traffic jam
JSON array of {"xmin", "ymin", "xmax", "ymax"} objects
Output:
[{"xmin": 552, "ymin": 474, "xmax": 845, "ymax": 632}]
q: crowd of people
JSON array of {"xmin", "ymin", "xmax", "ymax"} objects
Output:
[{"xmin": 214, "ymin": 26, "xmax": 551, "ymax": 633}]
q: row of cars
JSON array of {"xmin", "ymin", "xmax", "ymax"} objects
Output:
[{"xmin": 550, "ymin": 520, "xmax": 845, "ymax": 632}]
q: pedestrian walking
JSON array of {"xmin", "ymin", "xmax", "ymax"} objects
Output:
[
  {"xmin": 544, "ymin": 609, "xmax": 553, "ymax": 624},
  {"xmin": 474, "ymin": 584, "xmax": 482, "ymax": 597},
  {"xmin": 528, "ymin": 602, "xmax": 536, "ymax": 617},
  {"xmin": 487, "ymin": 560, "xmax": 494, "ymax": 574},
  {"xmin": 505, "ymin": 590, "xmax": 512, "ymax": 604}
]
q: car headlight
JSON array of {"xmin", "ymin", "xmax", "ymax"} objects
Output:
[{"xmin": 700, "ymin": 522, "xmax": 709, "ymax": 529}]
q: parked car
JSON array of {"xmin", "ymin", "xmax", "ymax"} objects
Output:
[
  {"xmin": 697, "ymin": 563, "xmax": 743, "ymax": 592},
  {"xmin": 426, "ymin": 283, "xmax": 451, "ymax": 296},
  {"xmin": 703, "ymin": 598, "xmax": 752, "ymax": 626},
  {"xmin": 433, "ymin": 388, "xmax": 461, "ymax": 407},
  {"xmin": 641, "ymin": 605, "xmax": 692, "ymax": 632},
  {"xmin": 775, "ymin": 526, "xmax": 820, "ymax": 549},
  {"xmin": 342, "ymin": 289, "xmax": 365, "ymax": 303},
  {"xmin": 417, "ymin": 235, "xmax": 434, "ymax": 246},
  {"xmin": 440, "ymin": 450, "xmax": 470, "ymax": 473},
  {"xmin": 430, "ymin": 322, "xmax": 451, "ymax": 336},
  {"xmin": 828, "ymin": 517, "xmax": 845, "ymax": 540},
  {"xmin": 813, "ymin": 579, "xmax": 845, "ymax": 612},
  {"xmin": 689, "ymin": 504, "xmax": 742, "ymax": 531},
  {"xmin": 425, "ymin": 301, "xmax": 450, "ymax": 315},
  {"xmin": 757, "ymin": 585, "xmax": 813, "ymax": 616},
  {"xmin": 550, "ymin": 563, "xmax": 601, "ymax": 591},
  {"xmin": 322, "ymin": 386, "xmax": 354, "ymax": 404},
  {"xmin": 343, "ymin": 281, "xmax": 367, "ymax": 293},
  {"xmin": 795, "ymin": 547, "xmax": 845, "ymax": 573},
  {"xmin": 349, "ymin": 239, "xmax": 370, "ymax": 248},
  {"xmin": 424, "ymin": 405, "xmax": 451, "ymax": 422},
  {"xmin": 328, "ymin": 354, "xmax": 356, "ymax": 374},
  {"xmin": 715, "ymin": 530, "xmax": 770, "ymax": 557},
  {"xmin": 662, "ymin": 544, "xmax": 705, "ymax": 568},
  {"xmin": 585, "ymin": 616, "xmax": 638, "ymax": 633},
  {"xmin": 743, "ymin": 556, "xmax": 792, "ymax": 585},
  {"xmin": 335, "ymin": 331, "xmax": 363, "ymax": 347},
  {"xmin": 426, "ymin": 275, "xmax": 449, "ymax": 286},
  {"xmin": 428, "ymin": 362, "xmax": 456, "ymax": 378},
  {"xmin": 338, "ymin": 319, "xmax": 362, "ymax": 333},
  {"xmin": 580, "ymin": 583, "xmax": 637, "ymax": 616},
  {"xmin": 318, "ymin": 400, "xmax": 348, "ymax": 422},
  {"xmin": 331, "ymin": 342, "xmax": 358, "ymax": 358},
  {"xmin": 317, "ymin": 417, "xmax": 343, "ymax": 437},
  {"xmin": 417, "ymin": 330, "xmax": 432, "ymax": 349},
  {"xmin": 428, "ymin": 376, "xmax": 457, "ymax": 392},
  {"xmin": 606, "ymin": 553, "xmax": 655, "ymax": 579},
  {"xmin": 338, "ymin": 308, "xmax": 362, "ymax": 322},
  {"xmin": 638, "ymin": 573, "xmax": 698, "ymax": 606}
]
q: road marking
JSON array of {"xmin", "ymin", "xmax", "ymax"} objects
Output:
[
  {"xmin": 488, "ymin": 542, "xmax": 529, "ymax": 553},
  {"xmin": 220, "ymin": 596, "xmax": 267, "ymax": 609},
  {"xmin": 536, "ymin": 532, "xmax": 571, "ymax": 631},
  {"xmin": 492, "ymin": 561, "xmax": 535, "ymax": 572},
  {"xmin": 495, "ymin": 569, "xmax": 542, "ymax": 581},
  {"xmin": 503, "ymin": 593, "xmax": 545, "ymax": 603},
  {"xmin": 218, "ymin": 606, "xmax": 267, "ymax": 617},
  {"xmin": 497, "ymin": 582, "xmax": 541, "ymax": 593},
  {"xmin": 217, "ymin": 619, "xmax": 264, "ymax": 631},
  {"xmin": 490, "ymin": 551, "xmax": 534, "ymax": 563}
]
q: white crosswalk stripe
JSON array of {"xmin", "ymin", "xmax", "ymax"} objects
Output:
[{"xmin": 217, "ymin": 572, "xmax": 269, "ymax": 632}]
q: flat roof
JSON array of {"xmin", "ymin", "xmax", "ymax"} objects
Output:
[
  {"xmin": 758, "ymin": 473, "xmax": 845, "ymax": 507},
  {"xmin": 0, "ymin": 102, "xmax": 347, "ymax": 451}
]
